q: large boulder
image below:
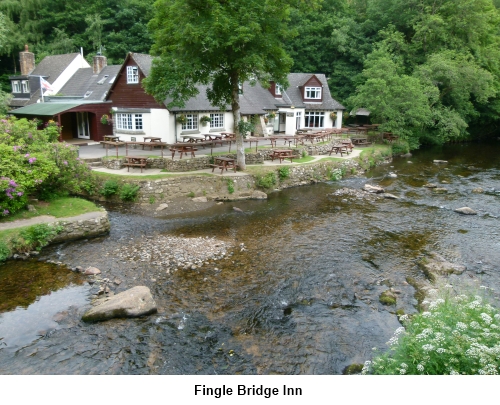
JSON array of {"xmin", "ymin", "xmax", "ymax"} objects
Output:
[{"xmin": 82, "ymin": 286, "xmax": 157, "ymax": 322}]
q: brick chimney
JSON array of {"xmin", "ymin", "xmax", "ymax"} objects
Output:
[
  {"xmin": 93, "ymin": 53, "xmax": 107, "ymax": 74},
  {"xmin": 20, "ymin": 44, "xmax": 35, "ymax": 75}
]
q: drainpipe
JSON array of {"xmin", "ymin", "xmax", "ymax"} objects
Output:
[{"xmin": 174, "ymin": 112, "xmax": 177, "ymax": 142}]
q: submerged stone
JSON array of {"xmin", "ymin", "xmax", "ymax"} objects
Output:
[
  {"xmin": 363, "ymin": 184, "xmax": 384, "ymax": 193},
  {"xmin": 454, "ymin": 207, "xmax": 477, "ymax": 215}
]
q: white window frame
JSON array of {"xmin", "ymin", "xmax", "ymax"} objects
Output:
[
  {"xmin": 305, "ymin": 86, "xmax": 322, "ymax": 99},
  {"xmin": 21, "ymin": 80, "xmax": 30, "ymax": 93},
  {"xmin": 210, "ymin": 113, "xmax": 224, "ymax": 128},
  {"xmin": 116, "ymin": 113, "xmax": 143, "ymax": 131},
  {"xmin": 12, "ymin": 80, "xmax": 21, "ymax": 93},
  {"xmin": 127, "ymin": 66, "xmax": 139, "ymax": 84},
  {"xmin": 304, "ymin": 111, "xmax": 324, "ymax": 128},
  {"xmin": 182, "ymin": 114, "xmax": 198, "ymax": 131},
  {"xmin": 275, "ymin": 85, "xmax": 282, "ymax": 95}
]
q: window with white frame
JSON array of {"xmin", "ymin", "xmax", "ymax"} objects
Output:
[
  {"xmin": 126, "ymin": 66, "xmax": 139, "ymax": 84},
  {"xmin": 210, "ymin": 113, "xmax": 224, "ymax": 128},
  {"xmin": 305, "ymin": 86, "xmax": 322, "ymax": 99},
  {"xmin": 304, "ymin": 111, "xmax": 324, "ymax": 128},
  {"xmin": 21, "ymin": 80, "xmax": 30, "ymax": 93},
  {"xmin": 275, "ymin": 84, "xmax": 282, "ymax": 95},
  {"xmin": 116, "ymin": 113, "xmax": 143, "ymax": 131},
  {"xmin": 182, "ymin": 114, "xmax": 198, "ymax": 130},
  {"xmin": 12, "ymin": 81, "xmax": 21, "ymax": 93}
]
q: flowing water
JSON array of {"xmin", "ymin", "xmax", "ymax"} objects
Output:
[{"xmin": 0, "ymin": 141, "xmax": 499, "ymax": 374}]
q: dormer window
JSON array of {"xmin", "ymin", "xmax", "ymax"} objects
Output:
[
  {"xmin": 127, "ymin": 66, "xmax": 139, "ymax": 84},
  {"xmin": 305, "ymin": 86, "xmax": 321, "ymax": 99},
  {"xmin": 21, "ymin": 80, "xmax": 30, "ymax": 93},
  {"xmin": 12, "ymin": 80, "xmax": 21, "ymax": 93},
  {"xmin": 275, "ymin": 85, "xmax": 282, "ymax": 95}
]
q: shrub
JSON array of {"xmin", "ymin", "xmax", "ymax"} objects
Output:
[
  {"xmin": 187, "ymin": 191, "xmax": 195, "ymax": 198},
  {"xmin": 255, "ymin": 172, "xmax": 276, "ymax": 189},
  {"xmin": 120, "ymin": 184, "xmax": 140, "ymax": 201},
  {"xmin": 329, "ymin": 168, "xmax": 343, "ymax": 181},
  {"xmin": 0, "ymin": 241, "xmax": 11, "ymax": 261},
  {"xmin": 149, "ymin": 196, "xmax": 156, "ymax": 204},
  {"xmin": 227, "ymin": 179, "xmax": 235, "ymax": 194},
  {"xmin": 363, "ymin": 287, "xmax": 500, "ymax": 375},
  {"xmin": 391, "ymin": 140, "xmax": 410, "ymax": 155},
  {"xmin": 100, "ymin": 179, "xmax": 119, "ymax": 197},
  {"xmin": 16, "ymin": 223, "xmax": 62, "ymax": 251},
  {"xmin": 278, "ymin": 166, "xmax": 290, "ymax": 180}
]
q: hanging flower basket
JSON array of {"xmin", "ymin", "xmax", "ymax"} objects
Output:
[
  {"xmin": 100, "ymin": 114, "xmax": 111, "ymax": 125},
  {"xmin": 176, "ymin": 114, "xmax": 188, "ymax": 125},
  {"xmin": 200, "ymin": 115, "xmax": 211, "ymax": 126},
  {"xmin": 330, "ymin": 112, "xmax": 337, "ymax": 120},
  {"xmin": 267, "ymin": 112, "xmax": 276, "ymax": 119}
]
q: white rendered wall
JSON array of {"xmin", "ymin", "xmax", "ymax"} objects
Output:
[
  {"xmin": 335, "ymin": 110, "xmax": 343, "ymax": 129},
  {"xmin": 150, "ymin": 109, "xmax": 172, "ymax": 143},
  {"xmin": 49, "ymin": 55, "xmax": 90, "ymax": 94}
]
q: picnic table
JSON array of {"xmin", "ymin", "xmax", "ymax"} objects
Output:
[
  {"xmin": 123, "ymin": 156, "xmax": 147, "ymax": 173},
  {"xmin": 351, "ymin": 137, "xmax": 371, "ymax": 146},
  {"xmin": 210, "ymin": 156, "xmax": 237, "ymax": 174},
  {"xmin": 220, "ymin": 132, "xmax": 235, "ymax": 139},
  {"xmin": 244, "ymin": 137, "xmax": 260, "ymax": 152},
  {"xmin": 181, "ymin": 134, "xmax": 206, "ymax": 143},
  {"xmin": 269, "ymin": 136, "xmax": 296, "ymax": 148},
  {"xmin": 383, "ymin": 132, "xmax": 399, "ymax": 142},
  {"xmin": 269, "ymin": 149, "xmax": 294, "ymax": 163},
  {"xmin": 103, "ymin": 135, "xmax": 121, "ymax": 142},
  {"xmin": 329, "ymin": 144, "xmax": 350, "ymax": 157},
  {"xmin": 169, "ymin": 143, "xmax": 198, "ymax": 159},
  {"xmin": 142, "ymin": 136, "xmax": 163, "ymax": 150}
]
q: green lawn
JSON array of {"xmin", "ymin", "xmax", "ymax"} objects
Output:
[{"xmin": 0, "ymin": 197, "xmax": 100, "ymax": 223}]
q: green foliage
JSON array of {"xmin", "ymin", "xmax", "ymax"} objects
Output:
[
  {"xmin": 329, "ymin": 168, "xmax": 343, "ymax": 181},
  {"xmin": 187, "ymin": 191, "xmax": 195, "ymax": 198},
  {"xmin": 99, "ymin": 179, "xmax": 119, "ymax": 197},
  {"xmin": 278, "ymin": 166, "xmax": 290, "ymax": 179},
  {"xmin": 226, "ymin": 179, "xmax": 235, "ymax": 194},
  {"xmin": 391, "ymin": 140, "xmax": 409, "ymax": 155},
  {"xmin": 149, "ymin": 196, "xmax": 156, "ymax": 204},
  {"xmin": 237, "ymin": 120, "xmax": 255, "ymax": 139},
  {"xmin": 0, "ymin": 240, "xmax": 10, "ymax": 261},
  {"xmin": 255, "ymin": 172, "xmax": 277, "ymax": 189},
  {"xmin": 364, "ymin": 288, "xmax": 500, "ymax": 375},
  {"xmin": 16, "ymin": 223, "xmax": 63, "ymax": 252},
  {"xmin": 119, "ymin": 184, "xmax": 140, "ymax": 201}
]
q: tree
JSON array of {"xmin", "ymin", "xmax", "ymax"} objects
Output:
[{"xmin": 144, "ymin": 0, "xmax": 321, "ymax": 170}]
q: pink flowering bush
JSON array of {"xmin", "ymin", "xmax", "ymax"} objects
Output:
[{"xmin": 0, "ymin": 116, "xmax": 96, "ymax": 216}]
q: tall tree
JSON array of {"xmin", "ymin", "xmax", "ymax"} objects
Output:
[{"xmin": 144, "ymin": 0, "xmax": 321, "ymax": 170}]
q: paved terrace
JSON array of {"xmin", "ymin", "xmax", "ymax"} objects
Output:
[{"xmin": 73, "ymin": 138, "xmax": 362, "ymax": 176}]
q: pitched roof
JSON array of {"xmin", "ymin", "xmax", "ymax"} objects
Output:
[
  {"xmin": 130, "ymin": 53, "xmax": 153, "ymax": 77},
  {"xmin": 30, "ymin": 53, "xmax": 81, "ymax": 83},
  {"xmin": 10, "ymin": 102, "xmax": 88, "ymax": 116},
  {"xmin": 59, "ymin": 65, "xmax": 121, "ymax": 101},
  {"xmin": 286, "ymin": 73, "xmax": 345, "ymax": 110}
]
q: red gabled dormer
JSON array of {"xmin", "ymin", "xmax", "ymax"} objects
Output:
[
  {"xmin": 299, "ymin": 75, "xmax": 323, "ymax": 102},
  {"xmin": 268, "ymin": 81, "xmax": 283, "ymax": 98}
]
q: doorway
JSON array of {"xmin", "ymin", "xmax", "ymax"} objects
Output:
[{"xmin": 76, "ymin": 112, "xmax": 90, "ymax": 139}]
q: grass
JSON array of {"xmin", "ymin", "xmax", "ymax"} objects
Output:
[
  {"xmin": 318, "ymin": 157, "xmax": 343, "ymax": 162},
  {"xmin": 0, "ymin": 197, "xmax": 100, "ymax": 223},
  {"xmin": 290, "ymin": 155, "xmax": 315, "ymax": 163}
]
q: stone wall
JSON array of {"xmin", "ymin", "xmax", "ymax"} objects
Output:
[{"xmin": 51, "ymin": 211, "xmax": 111, "ymax": 243}]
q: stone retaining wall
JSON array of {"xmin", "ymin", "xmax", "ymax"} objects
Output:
[{"xmin": 51, "ymin": 211, "xmax": 111, "ymax": 243}]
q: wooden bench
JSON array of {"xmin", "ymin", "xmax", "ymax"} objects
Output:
[
  {"xmin": 169, "ymin": 146, "xmax": 197, "ymax": 159},
  {"xmin": 269, "ymin": 150, "xmax": 295, "ymax": 163}
]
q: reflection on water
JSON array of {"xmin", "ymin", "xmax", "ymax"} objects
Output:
[{"xmin": 0, "ymin": 140, "xmax": 499, "ymax": 374}]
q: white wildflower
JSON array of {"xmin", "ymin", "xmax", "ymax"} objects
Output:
[
  {"xmin": 481, "ymin": 313, "xmax": 492, "ymax": 325},
  {"xmin": 400, "ymin": 363, "xmax": 408, "ymax": 369},
  {"xmin": 456, "ymin": 322, "xmax": 467, "ymax": 331},
  {"xmin": 399, "ymin": 368, "xmax": 407, "ymax": 375},
  {"xmin": 422, "ymin": 344, "xmax": 435, "ymax": 352},
  {"xmin": 495, "ymin": 314, "xmax": 500, "ymax": 320},
  {"xmin": 470, "ymin": 321, "xmax": 481, "ymax": 329},
  {"xmin": 422, "ymin": 311, "xmax": 432, "ymax": 318},
  {"xmin": 491, "ymin": 324, "xmax": 498, "ymax": 330},
  {"xmin": 449, "ymin": 369, "xmax": 459, "ymax": 375},
  {"xmin": 445, "ymin": 284, "xmax": 453, "ymax": 288},
  {"xmin": 386, "ymin": 336, "xmax": 399, "ymax": 346},
  {"xmin": 437, "ymin": 348, "xmax": 446, "ymax": 354},
  {"xmin": 417, "ymin": 364, "xmax": 425, "ymax": 372},
  {"xmin": 399, "ymin": 314, "xmax": 409, "ymax": 321},
  {"xmin": 394, "ymin": 327, "xmax": 406, "ymax": 336}
]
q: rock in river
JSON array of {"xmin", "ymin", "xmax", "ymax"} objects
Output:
[
  {"xmin": 363, "ymin": 184, "xmax": 384, "ymax": 193},
  {"xmin": 454, "ymin": 207, "xmax": 477, "ymax": 215},
  {"xmin": 84, "ymin": 266, "xmax": 101, "ymax": 275},
  {"xmin": 418, "ymin": 252, "xmax": 466, "ymax": 282},
  {"xmin": 82, "ymin": 286, "xmax": 157, "ymax": 322}
]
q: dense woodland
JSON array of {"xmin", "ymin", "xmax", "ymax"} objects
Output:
[{"xmin": 1, "ymin": 0, "xmax": 500, "ymax": 147}]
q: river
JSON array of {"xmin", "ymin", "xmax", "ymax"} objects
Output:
[{"xmin": 1, "ymin": 141, "xmax": 499, "ymax": 374}]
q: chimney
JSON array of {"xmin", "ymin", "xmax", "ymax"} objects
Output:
[
  {"xmin": 20, "ymin": 44, "xmax": 35, "ymax": 75},
  {"xmin": 93, "ymin": 53, "xmax": 107, "ymax": 75}
]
